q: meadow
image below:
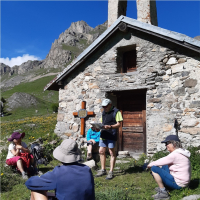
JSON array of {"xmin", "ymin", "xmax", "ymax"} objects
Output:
[{"xmin": 0, "ymin": 114, "xmax": 200, "ymax": 200}]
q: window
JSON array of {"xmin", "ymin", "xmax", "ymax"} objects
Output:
[
  {"xmin": 117, "ymin": 45, "xmax": 137, "ymax": 73},
  {"xmin": 123, "ymin": 49, "xmax": 136, "ymax": 73}
]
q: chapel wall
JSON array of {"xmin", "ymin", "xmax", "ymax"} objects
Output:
[{"xmin": 56, "ymin": 29, "xmax": 200, "ymax": 153}]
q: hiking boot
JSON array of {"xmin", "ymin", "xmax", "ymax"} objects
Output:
[
  {"xmin": 105, "ymin": 171, "xmax": 114, "ymax": 180},
  {"xmin": 95, "ymin": 169, "xmax": 107, "ymax": 177},
  {"xmin": 152, "ymin": 190, "xmax": 170, "ymax": 200},
  {"xmin": 87, "ymin": 153, "xmax": 92, "ymax": 161}
]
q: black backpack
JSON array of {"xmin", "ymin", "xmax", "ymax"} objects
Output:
[{"xmin": 31, "ymin": 143, "xmax": 48, "ymax": 167}]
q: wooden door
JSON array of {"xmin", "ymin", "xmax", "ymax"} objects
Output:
[{"xmin": 117, "ymin": 90, "xmax": 146, "ymax": 153}]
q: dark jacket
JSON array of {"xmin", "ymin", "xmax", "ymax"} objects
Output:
[
  {"xmin": 101, "ymin": 106, "xmax": 119, "ymax": 141},
  {"xmin": 25, "ymin": 163, "xmax": 95, "ymax": 200}
]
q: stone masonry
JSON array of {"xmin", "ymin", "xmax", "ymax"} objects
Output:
[{"xmin": 55, "ymin": 28, "xmax": 200, "ymax": 155}]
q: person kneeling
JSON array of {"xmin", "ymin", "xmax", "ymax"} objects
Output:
[
  {"xmin": 86, "ymin": 122, "xmax": 100, "ymax": 161},
  {"xmin": 25, "ymin": 139, "xmax": 95, "ymax": 200},
  {"xmin": 147, "ymin": 135, "xmax": 191, "ymax": 200}
]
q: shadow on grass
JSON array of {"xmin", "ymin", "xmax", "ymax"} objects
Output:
[
  {"xmin": 38, "ymin": 167, "xmax": 54, "ymax": 174},
  {"xmin": 189, "ymin": 179, "xmax": 200, "ymax": 190},
  {"xmin": 124, "ymin": 166, "xmax": 144, "ymax": 174}
]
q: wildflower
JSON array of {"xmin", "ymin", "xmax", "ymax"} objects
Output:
[
  {"xmin": 1, "ymin": 173, "xmax": 3, "ymax": 176},
  {"xmin": 126, "ymin": 188, "xmax": 128, "ymax": 190}
]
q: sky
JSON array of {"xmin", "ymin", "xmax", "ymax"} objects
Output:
[{"xmin": 1, "ymin": 0, "xmax": 200, "ymax": 67}]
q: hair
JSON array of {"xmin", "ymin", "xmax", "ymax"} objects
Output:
[{"xmin": 170, "ymin": 140, "xmax": 182, "ymax": 149}]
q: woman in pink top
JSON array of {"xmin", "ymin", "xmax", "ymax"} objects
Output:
[{"xmin": 147, "ymin": 135, "xmax": 191, "ymax": 200}]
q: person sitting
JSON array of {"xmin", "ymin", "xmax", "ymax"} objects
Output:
[
  {"xmin": 25, "ymin": 139, "xmax": 95, "ymax": 200},
  {"xmin": 6, "ymin": 132, "xmax": 36, "ymax": 179},
  {"xmin": 86, "ymin": 122, "xmax": 100, "ymax": 160},
  {"xmin": 147, "ymin": 135, "xmax": 191, "ymax": 200}
]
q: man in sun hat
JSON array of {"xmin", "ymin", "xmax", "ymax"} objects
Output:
[
  {"xmin": 25, "ymin": 139, "xmax": 95, "ymax": 200},
  {"xmin": 6, "ymin": 131, "xmax": 36, "ymax": 179},
  {"xmin": 95, "ymin": 98, "xmax": 123, "ymax": 180}
]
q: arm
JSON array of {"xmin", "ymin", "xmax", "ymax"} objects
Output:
[
  {"xmin": 11, "ymin": 148, "xmax": 20, "ymax": 156},
  {"xmin": 16, "ymin": 145, "xmax": 30, "ymax": 154},
  {"xmin": 25, "ymin": 168, "xmax": 57, "ymax": 191},
  {"xmin": 86, "ymin": 129, "xmax": 91, "ymax": 141},
  {"xmin": 104, "ymin": 121, "xmax": 121, "ymax": 129},
  {"xmin": 147, "ymin": 153, "xmax": 175, "ymax": 168}
]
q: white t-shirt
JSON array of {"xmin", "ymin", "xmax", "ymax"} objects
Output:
[{"xmin": 6, "ymin": 141, "xmax": 28, "ymax": 160}]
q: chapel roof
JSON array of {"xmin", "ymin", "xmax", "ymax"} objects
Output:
[{"xmin": 44, "ymin": 15, "xmax": 200, "ymax": 91}]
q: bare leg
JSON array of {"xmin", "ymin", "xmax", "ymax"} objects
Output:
[
  {"xmin": 87, "ymin": 145, "xmax": 92, "ymax": 154},
  {"xmin": 99, "ymin": 147, "xmax": 106, "ymax": 170},
  {"xmin": 31, "ymin": 190, "xmax": 48, "ymax": 200},
  {"xmin": 109, "ymin": 148, "xmax": 116, "ymax": 172},
  {"xmin": 152, "ymin": 171, "xmax": 165, "ymax": 188},
  {"xmin": 16, "ymin": 159, "xmax": 25, "ymax": 173}
]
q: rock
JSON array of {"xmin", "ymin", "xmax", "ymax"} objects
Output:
[
  {"xmin": 72, "ymin": 123, "xmax": 79, "ymax": 132},
  {"xmin": 118, "ymin": 151, "xmax": 130, "ymax": 156},
  {"xmin": 182, "ymin": 194, "xmax": 200, "ymax": 200},
  {"xmin": 6, "ymin": 92, "xmax": 39, "ymax": 111},
  {"xmin": 180, "ymin": 128, "xmax": 200, "ymax": 135},
  {"xmin": 189, "ymin": 101, "xmax": 200, "ymax": 108},
  {"xmin": 83, "ymin": 159, "xmax": 96, "ymax": 169},
  {"xmin": 116, "ymin": 160, "xmax": 130, "ymax": 164},
  {"xmin": 178, "ymin": 58, "xmax": 187, "ymax": 63},
  {"xmin": 162, "ymin": 124, "xmax": 173, "ymax": 132},
  {"xmin": 174, "ymin": 87, "xmax": 186, "ymax": 96},
  {"xmin": 166, "ymin": 57, "xmax": 178, "ymax": 65},
  {"xmin": 182, "ymin": 118, "xmax": 198, "ymax": 127},
  {"xmin": 184, "ymin": 79, "xmax": 198, "ymax": 88}
]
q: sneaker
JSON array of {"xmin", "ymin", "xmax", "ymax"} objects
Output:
[
  {"xmin": 105, "ymin": 171, "xmax": 114, "ymax": 180},
  {"xmin": 95, "ymin": 169, "xmax": 107, "ymax": 177},
  {"xmin": 155, "ymin": 187, "xmax": 169, "ymax": 193},
  {"xmin": 152, "ymin": 190, "xmax": 170, "ymax": 200},
  {"xmin": 22, "ymin": 174, "xmax": 28, "ymax": 180}
]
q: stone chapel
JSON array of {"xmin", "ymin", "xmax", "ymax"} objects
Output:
[{"xmin": 45, "ymin": 0, "xmax": 200, "ymax": 155}]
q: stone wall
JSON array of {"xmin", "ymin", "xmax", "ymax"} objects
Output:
[{"xmin": 55, "ymin": 29, "xmax": 200, "ymax": 154}]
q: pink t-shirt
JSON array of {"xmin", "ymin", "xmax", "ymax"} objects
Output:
[{"xmin": 148, "ymin": 149, "xmax": 191, "ymax": 187}]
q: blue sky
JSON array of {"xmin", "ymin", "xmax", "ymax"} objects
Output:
[{"xmin": 1, "ymin": 1, "xmax": 200, "ymax": 67}]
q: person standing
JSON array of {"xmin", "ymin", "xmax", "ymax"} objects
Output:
[{"xmin": 95, "ymin": 99, "xmax": 123, "ymax": 180}]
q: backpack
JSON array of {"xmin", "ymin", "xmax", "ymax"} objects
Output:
[{"xmin": 31, "ymin": 143, "xmax": 48, "ymax": 167}]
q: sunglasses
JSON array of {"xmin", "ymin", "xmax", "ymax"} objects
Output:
[{"xmin": 165, "ymin": 141, "xmax": 171, "ymax": 146}]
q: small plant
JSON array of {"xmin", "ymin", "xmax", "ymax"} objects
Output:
[{"xmin": 51, "ymin": 103, "xmax": 59, "ymax": 113}]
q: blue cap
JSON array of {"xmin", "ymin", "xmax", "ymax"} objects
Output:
[{"xmin": 161, "ymin": 135, "xmax": 180, "ymax": 143}]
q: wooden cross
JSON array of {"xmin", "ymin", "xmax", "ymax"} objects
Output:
[{"xmin": 73, "ymin": 101, "xmax": 95, "ymax": 136}]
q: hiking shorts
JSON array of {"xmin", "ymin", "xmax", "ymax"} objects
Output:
[
  {"xmin": 6, "ymin": 154, "xmax": 34, "ymax": 166},
  {"xmin": 151, "ymin": 165, "xmax": 182, "ymax": 190},
  {"xmin": 99, "ymin": 139, "xmax": 115, "ymax": 149}
]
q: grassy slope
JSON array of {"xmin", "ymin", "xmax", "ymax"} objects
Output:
[{"xmin": 1, "ymin": 75, "xmax": 59, "ymax": 121}]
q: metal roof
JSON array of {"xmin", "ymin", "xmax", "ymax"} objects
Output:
[{"xmin": 44, "ymin": 15, "xmax": 200, "ymax": 91}]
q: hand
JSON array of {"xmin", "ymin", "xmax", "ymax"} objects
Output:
[
  {"xmin": 104, "ymin": 125, "xmax": 112, "ymax": 130},
  {"xmin": 91, "ymin": 139, "xmax": 96, "ymax": 144},
  {"xmin": 147, "ymin": 164, "xmax": 151, "ymax": 168},
  {"xmin": 16, "ymin": 145, "xmax": 23, "ymax": 150}
]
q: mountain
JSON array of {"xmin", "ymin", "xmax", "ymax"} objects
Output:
[
  {"xmin": 194, "ymin": 36, "xmax": 200, "ymax": 41},
  {"xmin": 0, "ymin": 20, "xmax": 107, "ymax": 91},
  {"xmin": 0, "ymin": 20, "xmax": 107, "ymax": 116}
]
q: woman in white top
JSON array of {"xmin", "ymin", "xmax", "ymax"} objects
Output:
[{"xmin": 6, "ymin": 132, "xmax": 35, "ymax": 179}]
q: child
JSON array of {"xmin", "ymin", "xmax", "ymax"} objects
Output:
[
  {"xmin": 6, "ymin": 132, "xmax": 36, "ymax": 179},
  {"xmin": 86, "ymin": 122, "xmax": 100, "ymax": 160}
]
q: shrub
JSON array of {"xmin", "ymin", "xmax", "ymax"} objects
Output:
[{"xmin": 51, "ymin": 103, "xmax": 59, "ymax": 113}]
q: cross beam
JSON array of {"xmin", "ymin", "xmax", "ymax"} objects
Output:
[{"xmin": 73, "ymin": 101, "xmax": 95, "ymax": 136}]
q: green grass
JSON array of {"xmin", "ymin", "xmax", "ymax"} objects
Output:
[
  {"xmin": 0, "ymin": 115, "xmax": 200, "ymax": 200},
  {"xmin": 1, "ymin": 75, "xmax": 59, "ymax": 120}
]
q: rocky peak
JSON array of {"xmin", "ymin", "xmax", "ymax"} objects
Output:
[
  {"xmin": 0, "ymin": 63, "xmax": 11, "ymax": 75},
  {"xmin": 68, "ymin": 20, "xmax": 93, "ymax": 34},
  {"xmin": 194, "ymin": 36, "xmax": 200, "ymax": 41}
]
